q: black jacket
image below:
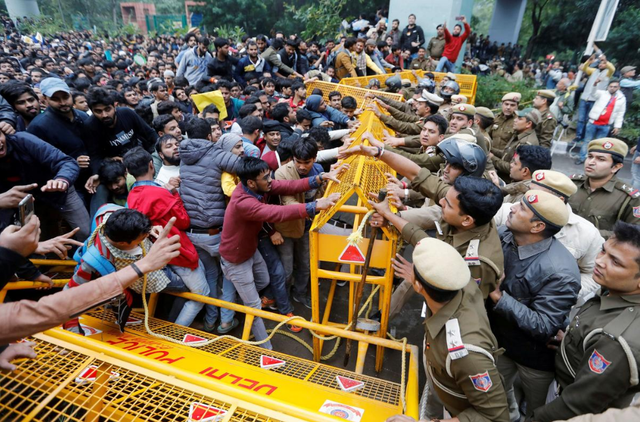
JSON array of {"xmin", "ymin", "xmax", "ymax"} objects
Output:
[
  {"xmin": 0, "ymin": 132, "xmax": 80, "ymax": 229},
  {"xmin": 400, "ymin": 25, "xmax": 425, "ymax": 54},
  {"xmin": 85, "ymin": 107, "xmax": 158, "ymax": 173}
]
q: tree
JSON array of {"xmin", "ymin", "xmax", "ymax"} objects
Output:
[{"xmin": 523, "ymin": 0, "xmax": 553, "ymax": 59}]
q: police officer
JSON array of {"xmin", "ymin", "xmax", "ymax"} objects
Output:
[
  {"xmin": 488, "ymin": 190, "xmax": 580, "ymax": 422},
  {"xmin": 487, "ymin": 92, "xmax": 521, "ymax": 151},
  {"xmin": 532, "ymin": 89, "xmax": 558, "ymax": 149},
  {"xmin": 445, "ymin": 104, "xmax": 490, "ymax": 157},
  {"xmin": 474, "ymin": 106, "xmax": 495, "ymax": 150},
  {"xmin": 532, "ymin": 221, "xmax": 640, "ymax": 422},
  {"xmin": 493, "ymin": 170, "xmax": 605, "ymax": 297},
  {"xmin": 569, "ymin": 138, "xmax": 640, "ymax": 239},
  {"xmin": 385, "ymin": 238, "xmax": 509, "ymax": 422},
  {"xmin": 370, "ymin": 90, "xmax": 444, "ymax": 136},
  {"xmin": 491, "ymin": 108, "xmax": 540, "ymax": 183}
]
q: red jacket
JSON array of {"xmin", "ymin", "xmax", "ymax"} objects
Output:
[
  {"xmin": 127, "ymin": 182, "xmax": 199, "ymax": 269},
  {"xmin": 442, "ymin": 22, "xmax": 470, "ymax": 62},
  {"xmin": 220, "ymin": 178, "xmax": 314, "ymax": 264}
]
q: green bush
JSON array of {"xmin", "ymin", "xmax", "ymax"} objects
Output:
[{"xmin": 475, "ymin": 74, "xmax": 538, "ymax": 110}]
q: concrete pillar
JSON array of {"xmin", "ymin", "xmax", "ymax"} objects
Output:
[
  {"xmin": 488, "ymin": 0, "xmax": 527, "ymax": 45},
  {"xmin": 4, "ymin": 0, "xmax": 40, "ymax": 19},
  {"xmin": 389, "ymin": 0, "xmax": 475, "ymax": 70}
]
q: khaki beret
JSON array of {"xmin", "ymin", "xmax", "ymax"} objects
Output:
[
  {"xmin": 537, "ymin": 89, "xmax": 556, "ymax": 99},
  {"xmin": 450, "ymin": 104, "xmax": 476, "ymax": 118},
  {"xmin": 502, "ymin": 92, "xmax": 521, "ymax": 103},
  {"xmin": 522, "ymin": 189, "xmax": 569, "ymax": 229},
  {"xmin": 588, "ymin": 137, "xmax": 628, "ymax": 159},
  {"xmin": 475, "ymin": 106, "xmax": 495, "ymax": 120},
  {"xmin": 531, "ymin": 170, "xmax": 577, "ymax": 198},
  {"xmin": 517, "ymin": 108, "xmax": 541, "ymax": 126},
  {"xmin": 451, "ymin": 94, "xmax": 468, "ymax": 104},
  {"xmin": 446, "ymin": 72, "xmax": 457, "ymax": 81},
  {"xmin": 621, "ymin": 66, "xmax": 636, "ymax": 75},
  {"xmin": 418, "ymin": 90, "xmax": 444, "ymax": 105},
  {"xmin": 413, "ymin": 237, "xmax": 470, "ymax": 291}
]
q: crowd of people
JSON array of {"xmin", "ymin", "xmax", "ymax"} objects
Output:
[{"xmin": 0, "ymin": 9, "xmax": 639, "ymax": 422}]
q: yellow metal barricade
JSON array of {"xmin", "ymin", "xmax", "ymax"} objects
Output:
[
  {"xmin": 0, "ymin": 259, "xmax": 420, "ymax": 421},
  {"xmin": 305, "ymin": 80, "xmax": 403, "ymax": 109},
  {"xmin": 309, "ymin": 110, "xmax": 399, "ymax": 373},
  {"xmin": 340, "ymin": 70, "xmax": 478, "ymax": 104}
]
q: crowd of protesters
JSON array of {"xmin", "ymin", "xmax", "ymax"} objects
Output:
[{"xmin": 0, "ymin": 9, "xmax": 638, "ymax": 422}]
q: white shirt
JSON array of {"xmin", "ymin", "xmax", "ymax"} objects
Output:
[{"xmin": 155, "ymin": 165, "xmax": 180, "ymax": 186}]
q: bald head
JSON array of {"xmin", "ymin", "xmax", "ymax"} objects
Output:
[{"xmin": 556, "ymin": 78, "xmax": 571, "ymax": 91}]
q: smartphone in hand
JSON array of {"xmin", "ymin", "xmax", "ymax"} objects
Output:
[{"xmin": 18, "ymin": 194, "xmax": 34, "ymax": 227}]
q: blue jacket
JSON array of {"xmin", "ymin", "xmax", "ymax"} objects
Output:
[
  {"xmin": 307, "ymin": 105, "xmax": 349, "ymax": 127},
  {"xmin": 234, "ymin": 55, "xmax": 272, "ymax": 86}
]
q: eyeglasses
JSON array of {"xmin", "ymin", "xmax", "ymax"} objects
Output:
[{"xmin": 255, "ymin": 174, "xmax": 272, "ymax": 182}]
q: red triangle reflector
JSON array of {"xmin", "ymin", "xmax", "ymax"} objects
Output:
[
  {"xmin": 183, "ymin": 334, "xmax": 207, "ymax": 344},
  {"xmin": 188, "ymin": 402, "xmax": 227, "ymax": 421},
  {"xmin": 338, "ymin": 244, "xmax": 366, "ymax": 263},
  {"xmin": 336, "ymin": 375, "xmax": 365, "ymax": 392},
  {"xmin": 260, "ymin": 355, "xmax": 286, "ymax": 369}
]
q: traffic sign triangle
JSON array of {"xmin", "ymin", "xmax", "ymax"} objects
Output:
[
  {"xmin": 338, "ymin": 243, "xmax": 366, "ymax": 263},
  {"xmin": 336, "ymin": 375, "xmax": 365, "ymax": 392},
  {"xmin": 260, "ymin": 355, "xmax": 286, "ymax": 369},
  {"xmin": 188, "ymin": 402, "xmax": 226, "ymax": 421},
  {"xmin": 75, "ymin": 365, "xmax": 119, "ymax": 385},
  {"xmin": 183, "ymin": 334, "xmax": 207, "ymax": 344}
]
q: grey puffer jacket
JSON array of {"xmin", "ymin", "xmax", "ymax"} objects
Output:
[{"xmin": 179, "ymin": 138, "xmax": 241, "ymax": 228}]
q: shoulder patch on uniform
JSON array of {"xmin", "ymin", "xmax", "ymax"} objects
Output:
[
  {"xmin": 633, "ymin": 206, "xmax": 640, "ymax": 218},
  {"xmin": 615, "ymin": 181, "xmax": 639, "ymax": 197},
  {"xmin": 547, "ymin": 114, "xmax": 553, "ymax": 120},
  {"xmin": 469, "ymin": 372, "xmax": 493, "ymax": 392},
  {"xmin": 588, "ymin": 349, "xmax": 611, "ymax": 374},
  {"xmin": 570, "ymin": 174, "xmax": 586, "ymax": 181}
]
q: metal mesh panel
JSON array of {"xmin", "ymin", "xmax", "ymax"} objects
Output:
[
  {"xmin": 311, "ymin": 110, "xmax": 397, "ymax": 231},
  {"xmin": 0, "ymin": 337, "xmax": 283, "ymax": 422},
  {"xmin": 305, "ymin": 81, "xmax": 403, "ymax": 108},
  {"xmin": 84, "ymin": 308, "xmax": 402, "ymax": 406},
  {"xmin": 340, "ymin": 70, "xmax": 478, "ymax": 104},
  {"xmin": 307, "ymin": 366, "xmax": 400, "ymax": 405}
]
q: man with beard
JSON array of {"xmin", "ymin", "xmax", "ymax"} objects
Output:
[
  {"xmin": 27, "ymin": 78, "xmax": 93, "ymax": 217},
  {"xmin": 154, "ymin": 134, "xmax": 181, "ymax": 188},
  {"xmin": 83, "ymin": 87, "xmax": 158, "ymax": 205},
  {"xmin": 234, "ymin": 41, "xmax": 272, "ymax": 87},
  {"xmin": 0, "ymin": 82, "xmax": 40, "ymax": 130},
  {"xmin": 152, "ymin": 114, "xmax": 183, "ymax": 176},
  {"xmin": 435, "ymin": 16, "xmax": 471, "ymax": 73},
  {"xmin": 177, "ymin": 36, "xmax": 212, "ymax": 86}
]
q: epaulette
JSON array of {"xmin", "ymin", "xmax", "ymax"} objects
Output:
[
  {"xmin": 570, "ymin": 173, "xmax": 586, "ymax": 181},
  {"xmin": 547, "ymin": 113, "xmax": 555, "ymax": 121},
  {"xmin": 615, "ymin": 181, "xmax": 640, "ymax": 198}
]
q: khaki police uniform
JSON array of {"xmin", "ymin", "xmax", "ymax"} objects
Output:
[
  {"xmin": 532, "ymin": 292, "xmax": 640, "ymax": 422},
  {"xmin": 536, "ymin": 109, "xmax": 557, "ymax": 149},
  {"xmin": 411, "ymin": 238, "xmax": 510, "ymax": 421},
  {"xmin": 569, "ymin": 175, "xmax": 640, "ymax": 238},
  {"xmin": 569, "ymin": 138, "xmax": 640, "ymax": 239},
  {"xmin": 376, "ymin": 95, "xmax": 413, "ymax": 114},
  {"xmin": 403, "ymin": 221, "xmax": 504, "ymax": 298},
  {"xmin": 487, "ymin": 112, "xmax": 516, "ymax": 151},
  {"xmin": 492, "ymin": 129, "xmax": 539, "ymax": 183}
]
